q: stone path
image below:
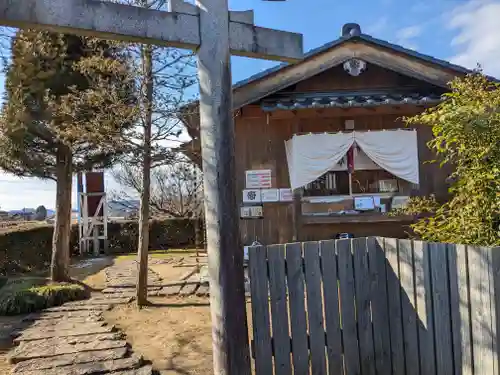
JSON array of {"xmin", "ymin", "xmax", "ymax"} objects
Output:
[
  {"xmin": 101, "ymin": 259, "xmax": 210, "ymax": 297},
  {"xmin": 4, "ymin": 255, "xmax": 250, "ymax": 374},
  {"xmin": 8, "ymin": 295, "xmax": 153, "ymax": 374}
]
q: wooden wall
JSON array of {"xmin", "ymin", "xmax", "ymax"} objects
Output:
[
  {"xmin": 291, "ymin": 63, "xmax": 438, "ymax": 92},
  {"xmin": 236, "ymin": 64, "xmax": 451, "ymax": 246}
]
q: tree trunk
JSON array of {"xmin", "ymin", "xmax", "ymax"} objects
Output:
[
  {"xmin": 136, "ymin": 42, "xmax": 153, "ymax": 307},
  {"xmin": 51, "ymin": 145, "xmax": 73, "ymax": 282}
]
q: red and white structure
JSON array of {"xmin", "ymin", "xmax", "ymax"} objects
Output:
[{"xmin": 77, "ymin": 171, "xmax": 108, "ymax": 255}]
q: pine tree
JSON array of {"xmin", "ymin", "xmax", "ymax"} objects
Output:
[{"xmin": 0, "ymin": 30, "xmax": 137, "ymax": 281}]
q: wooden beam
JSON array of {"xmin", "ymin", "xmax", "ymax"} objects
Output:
[
  {"xmin": 0, "ymin": 0, "xmax": 302, "ymax": 62},
  {"xmin": 230, "ymin": 22, "xmax": 302, "ymax": 63},
  {"xmin": 0, "ymin": 0, "xmax": 200, "ymax": 49},
  {"xmin": 302, "ymin": 214, "xmax": 415, "ymax": 225},
  {"xmin": 196, "ymin": 0, "xmax": 250, "ymax": 372}
]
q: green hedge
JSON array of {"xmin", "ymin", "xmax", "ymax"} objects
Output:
[
  {"xmin": 0, "ymin": 279, "xmax": 89, "ymax": 315},
  {"xmin": 0, "ymin": 219, "xmax": 198, "ymax": 276}
]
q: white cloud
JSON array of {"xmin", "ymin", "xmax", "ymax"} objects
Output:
[
  {"xmin": 395, "ymin": 25, "xmax": 423, "ymax": 50},
  {"xmin": 397, "ymin": 26, "xmax": 422, "ymax": 40},
  {"xmin": 448, "ymin": 0, "xmax": 500, "ymax": 76},
  {"xmin": 366, "ymin": 17, "xmax": 388, "ymax": 36}
]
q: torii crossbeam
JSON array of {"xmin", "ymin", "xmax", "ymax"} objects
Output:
[{"xmin": 0, "ymin": 1, "xmax": 303, "ymax": 373}]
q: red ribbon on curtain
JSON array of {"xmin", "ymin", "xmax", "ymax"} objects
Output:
[{"xmin": 347, "ymin": 145, "xmax": 355, "ymax": 174}]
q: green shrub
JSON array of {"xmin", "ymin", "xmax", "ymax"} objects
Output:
[
  {"xmin": 0, "ymin": 280, "xmax": 89, "ymax": 315},
  {"xmin": 0, "ymin": 218, "xmax": 198, "ymax": 276}
]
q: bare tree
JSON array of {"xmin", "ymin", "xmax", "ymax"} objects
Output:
[
  {"xmin": 116, "ymin": 0, "xmax": 197, "ymax": 306},
  {"xmin": 113, "ymin": 159, "xmax": 203, "ymax": 219}
]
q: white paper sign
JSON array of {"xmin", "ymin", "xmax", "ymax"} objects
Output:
[
  {"xmin": 246, "ymin": 169, "xmax": 272, "ymax": 189},
  {"xmin": 243, "ymin": 189, "xmax": 261, "ymax": 203},
  {"xmin": 354, "ymin": 196, "xmax": 375, "ymax": 211},
  {"xmin": 279, "ymin": 188, "xmax": 293, "ymax": 202},
  {"xmin": 261, "ymin": 188, "xmax": 279, "ymax": 202}
]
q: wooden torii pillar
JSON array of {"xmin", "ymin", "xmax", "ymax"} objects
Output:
[{"xmin": 0, "ymin": 1, "xmax": 303, "ymax": 373}]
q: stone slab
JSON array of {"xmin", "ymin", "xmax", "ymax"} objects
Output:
[
  {"xmin": 44, "ymin": 304, "xmax": 111, "ymax": 312},
  {"xmin": 162, "ymin": 283, "xmax": 184, "ymax": 296},
  {"xmin": 14, "ymin": 324, "xmax": 115, "ymax": 342},
  {"xmin": 12, "ymin": 347, "xmax": 128, "ymax": 372},
  {"xmin": 27, "ymin": 320, "xmax": 104, "ymax": 330},
  {"xmin": 179, "ymin": 282, "xmax": 198, "ymax": 296},
  {"xmin": 24, "ymin": 311, "xmax": 102, "ymax": 321},
  {"xmin": 27, "ymin": 318, "xmax": 103, "ymax": 327},
  {"xmin": 113, "ymin": 365, "xmax": 153, "ymax": 375},
  {"xmin": 195, "ymin": 283, "xmax": 210, "ymax": 297},
  {"xmin": 14, "ymin": 355, "xmax": 142, "ymax": 375},
  {"xmin": 9, "ymin": 339, "xmax": 127, "ymax": 363},
  {"xmin": 65, "ymin": 297, "xmax": 133, "ymax": 306},
  {"xmin": 102, "ymin": 288, "xmax": 136, "ymax": 295}
]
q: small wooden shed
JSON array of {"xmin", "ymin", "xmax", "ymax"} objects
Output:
[{"xmin": 180, "ymin": 23, "xmax": 471, "ymax": 246}]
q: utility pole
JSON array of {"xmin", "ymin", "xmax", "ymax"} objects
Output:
[{"xmin": 0, "ymin": 1, "xmax": 302, "ymax": 373}]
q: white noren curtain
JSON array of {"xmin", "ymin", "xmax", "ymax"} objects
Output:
[
  {"xmin": 285, "ymin": 130, "xmax": 419, "ymax": 190},
  {"xmin": 285, "ymin": 133, "xmax": 354, "ymax": 190},
  {"xmin": 355, "ymin": 130, "xmax": 419, "ymax": 185}
]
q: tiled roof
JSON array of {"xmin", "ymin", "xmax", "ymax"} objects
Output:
[
  {"xmin": 233, "ymin": 32, "xmax": 478, "ymax": 90},
  {"xmin": 260, "ymin": 91, "xmax": 443, "ymax": 111}
]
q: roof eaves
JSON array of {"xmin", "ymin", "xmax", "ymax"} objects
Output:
[
  {"xmin": 232, "ymin": 36, "xmax": 350, "ymax": 89},
  {"xmin": 232, "ymin": 33, "xmax": 487, "ymax": 91}
]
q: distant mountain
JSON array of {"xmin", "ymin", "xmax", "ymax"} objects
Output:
[
  {"xmin": 108, "ymin": 199, "xmax": 140, "ymax": 217},
  {"xmin": 7, "ymin": 201, "xmax": 139, "ymax": 218},
  {"xmin": 8, "ymin": 208, "xmax": 36, "ymax": 215}
]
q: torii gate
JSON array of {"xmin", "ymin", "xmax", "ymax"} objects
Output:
[{"xmin": 0, "ymin": 0, "xmax": 303, "ymax": 373}]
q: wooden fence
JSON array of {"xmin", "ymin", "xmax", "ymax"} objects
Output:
[{"xmin": 248, "ymin": 237, "xmax": 500, "ymax": 375}]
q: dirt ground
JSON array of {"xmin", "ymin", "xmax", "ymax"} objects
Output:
[
  {"xmin": 105, "ymin": 296, "xmax": 213, "ymax": 375},
  {"xmin": 105, "ymin": 297, "xmax": 254, "ymax": 375}
]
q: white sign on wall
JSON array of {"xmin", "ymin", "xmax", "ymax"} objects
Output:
[
  {"xmin": 243, "ymin": 189, "xmax": 261, "ymax": 203},
  {"xmin": 279, "ymin": 188, "xmax": 293, "ymax": 202},
  {"xmin": 261, "ymin": 188, "xmax": 279, "ymax": 202},
  {"xmin": 354, "ymin": 196, "xmax": 375, "ymax": 211},
  {"xmin": 245, "ymin": 169, "xmax": 272, "ymax": 189}
]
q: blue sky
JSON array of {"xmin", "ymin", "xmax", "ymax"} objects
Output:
[{"xmin": 2, "ymin": 0, "xmax": 500, "ymax": 210}]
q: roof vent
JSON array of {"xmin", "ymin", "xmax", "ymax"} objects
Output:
[{"xmin": 342, "ymin": 23, "xmax": 361, "ymax": 37}]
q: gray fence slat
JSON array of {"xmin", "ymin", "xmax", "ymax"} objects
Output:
[
  {"xmin": 486, "ymin": 246, "xmax": 499, "ymax": 375},
  {"xmin": 413, "ymin": 240, "xmax": 436, "ymax": 375},
  {"xmin": 286, "ymin": 242, "xmax": 310, "ymax": 374},
  {"xmin": 384, "ymin": 237, "xmax": 406, "ymax": 375},
  {"xmin": 337, "ymin": 238, "xmax": 361, "ymax": 375},
  {"xmin": 267, "ymin": 244, "xmax": 292, "ymax": 375},
  {"xmin": 352, "ymin": 237, "xmax": 375, "ymax": 375},
  {"xmin": 248, "ymin": 245, "xmax": 273, "ymax": 375},
  {"xmin": 452, "ymin": 244, "xmax": 472, "ymax": 375},
  {"xmin": 320, "ymin": 240, "xmax": 344, "ymax": 375},
  {"xmin": 468, "ymin": 245, "xmax": 493, "ymax": 374},
  {"xmin": 429, "ymin": 242, "xmax": 454, "ymax": 375},
  {"xmin": 304, "ymin": 241, "xmax": 327, "ymax": 375},
  {"xmin": 369, "ymin": 238, "xmax": 392, "ymax": 375},
  {"xmin": 397, "ymin": 239, "xmax": 420, "ymax": 375},
  {"xmin": 492, "ymin": 247, "xmax": 500, "ymax": 375}
]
